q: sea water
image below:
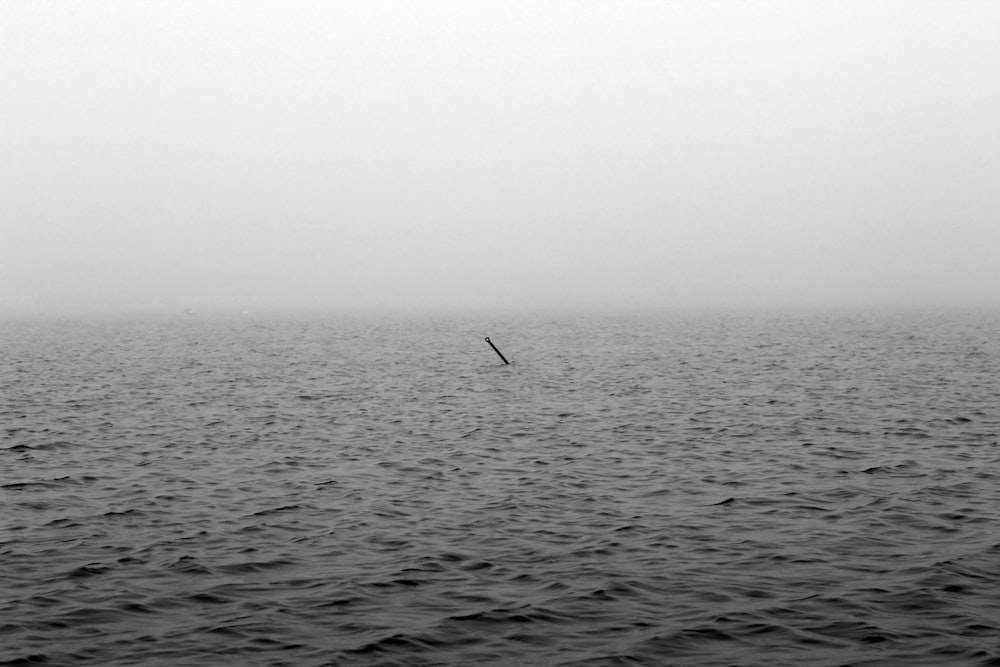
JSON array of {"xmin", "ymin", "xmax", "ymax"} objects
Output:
[{"xmin": 3, "ymin": 311, "xmax": 1000, "ymax": 666}]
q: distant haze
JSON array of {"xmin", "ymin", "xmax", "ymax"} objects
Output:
[{"xmin": 3, "ymin": 1, "xmax": 999, "ymax": 317}]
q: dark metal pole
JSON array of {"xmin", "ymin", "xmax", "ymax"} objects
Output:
[{"xmin": 484, "ymin": 337, "xmax": 510, "ymax": 365}]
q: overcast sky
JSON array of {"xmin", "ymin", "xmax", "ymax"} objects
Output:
[{"xmin": 3, "ymin": 1, "xmax": 999, "ymax": 317}]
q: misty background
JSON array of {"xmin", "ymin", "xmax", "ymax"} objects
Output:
[{"xmin": 3, "ymin": 1, "xmax": 999, "ymax": 318}]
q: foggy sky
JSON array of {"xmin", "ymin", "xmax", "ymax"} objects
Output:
[{"xmin": 3, "ymin": 1, "xmax": 999, "ymax": 317}]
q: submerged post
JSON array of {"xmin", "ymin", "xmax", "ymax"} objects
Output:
[{"xmin": 484, "ymin": 337, "xmax": 510, "ymax": 365}]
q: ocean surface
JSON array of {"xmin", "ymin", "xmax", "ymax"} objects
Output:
[{"xmin": 3, "ymin": 311, "xmax": 1000, "ymax": 666}]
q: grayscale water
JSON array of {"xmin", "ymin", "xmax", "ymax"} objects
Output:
[{"xmin": 3, "ymin": 312, "xmax": 1000, "ymax": 666}]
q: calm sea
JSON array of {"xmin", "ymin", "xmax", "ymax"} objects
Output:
[{"xmin": 3, "ymin": 311, "xmax": 1000, "ymax": 666}]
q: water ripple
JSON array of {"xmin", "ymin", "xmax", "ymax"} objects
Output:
[{"xmin": 2, "ymin": 313, "xmax": 1000, "ymax": 665}]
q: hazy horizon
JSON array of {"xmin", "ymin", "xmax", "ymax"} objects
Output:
[{"xmin": 4, "ymin": 1, "xmax": 999, "ymax": 318}]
